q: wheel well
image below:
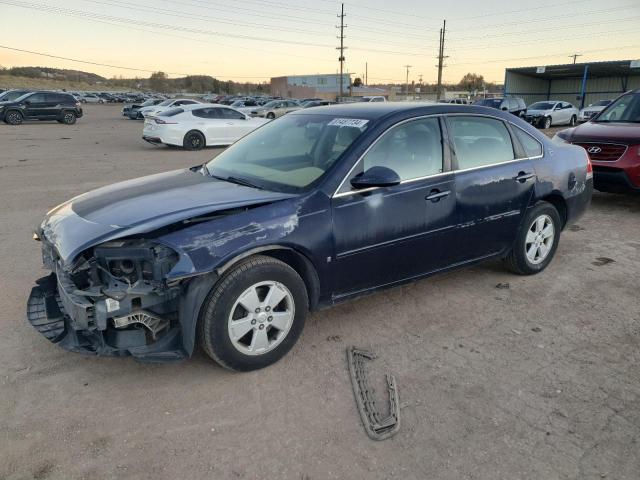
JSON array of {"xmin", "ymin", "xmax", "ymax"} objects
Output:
[
  {"xmin": 184, "ymin": 129, "xmax": 204, "ymax": 139},
  {"xmin": 540, "ymin": 194, "xmax": 567, "ymax": 228},
  {"xmin": 217, "ymin": 247, "xmax": 321, "ymax": 310}
]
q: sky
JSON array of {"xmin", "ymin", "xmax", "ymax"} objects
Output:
[{"xmin": 0, "ymin": 0, "xmax": 639, "ymax": 85}]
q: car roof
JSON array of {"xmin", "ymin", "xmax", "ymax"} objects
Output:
[
  {"xmin": 288, "ymin": 102, "xmax": 519, "ymax": 121},
  {"xmin": 172, "ymin": 103, "xmax": 243, "ymax": 112}
]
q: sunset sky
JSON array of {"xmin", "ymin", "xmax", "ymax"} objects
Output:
[{"xmin": 0, "ymin": 0, "xmax": 639, "ymax": 85}]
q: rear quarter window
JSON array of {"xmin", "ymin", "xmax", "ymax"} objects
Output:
[{"xmin": 512, "ymin": 126, "xmax": 543, "ymax": 158}]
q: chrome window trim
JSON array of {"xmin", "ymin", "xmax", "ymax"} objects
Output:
[{"xmin": 332, "ymin": 112, "xmax": 545, "ymax": 199}]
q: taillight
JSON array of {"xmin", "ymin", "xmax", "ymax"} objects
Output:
[
  {"xmin": 154, "ymin": 118, "xmax": 177, "ymax": 124},
  {"xmin": 586, "ymin": 153, "xmax": 593, "ymax": 180}
]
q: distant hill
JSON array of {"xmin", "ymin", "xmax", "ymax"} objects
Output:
[
  {"xmin": 0, "ymin": 66, "xmax": 265, "ymax": 94},
  {"xmin": 1, "ymin": 66, "xmax": 107, "ymax": 84}
]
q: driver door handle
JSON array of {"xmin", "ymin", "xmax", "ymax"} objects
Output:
[
  {"xmin": 426, "ymin": 189, "xmax": 450, "ymax": 202},
  {"xmin": 514, "ymin": 172, "xmax": 536, "ymax": 183}
]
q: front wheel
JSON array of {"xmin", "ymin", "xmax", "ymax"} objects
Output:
[
  {"xmin": 543, "ymin": 117, "xmax": 552, "ymax": 129},
  {"xmin": 4, "ymin": 110, "xmax": 23, "ymax": 125},
  {"xmin": 266, "ymin": 112, "xmax": 276, "ymax": 119},
  {"xmin": 503, "ymin": 202, "xmax": 561, "ymax": 275},
  {"xmin": 569, "ymin": 115, "xmax": 577, "ymax": 126},
  {"xmin": 198, "ymin": 255, "xmax": 308, "ymax": 371}
]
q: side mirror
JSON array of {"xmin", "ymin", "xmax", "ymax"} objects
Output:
[{"xmin": 350, "ymin": 166, "xmax": 401, "ymax": 190}]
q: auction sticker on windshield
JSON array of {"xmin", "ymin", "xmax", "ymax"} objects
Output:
[{"xmin": 328, "ymin": 118, "xmax": 369, "ymax": 128}]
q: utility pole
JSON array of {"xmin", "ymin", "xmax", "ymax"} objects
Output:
[
  {"xmin": 365, "ymin": 62, "xmax": 368, "ymax": 86},
  {"xmin": 569, "ymin": 54, "xmax": 582, "ymax": 64},
  {"xmin": 336, "ymin": 3, "xmax": 347, "ymax": 102},
  {"xmin": 404, "ymin": 64, "xmax": 412, "ymax": 100},
  {"xmin": 436, "ymin": 19, "xmax": 448, "ymax": 101}
]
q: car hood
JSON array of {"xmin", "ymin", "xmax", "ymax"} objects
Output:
[
  {"xmin": 40, "ymin": 168, "xmax": 297, "ymax": 266},
  {"xmin": 580, "ymin": 106, "xmax": 605, "ymax": 114},
  {"xmin": 562, "ymin": 122, "xmax": 640, "ymax": 145},
  {"xmin": 526, "ymin": 109, "xmax": 551, "ymax": 116}
]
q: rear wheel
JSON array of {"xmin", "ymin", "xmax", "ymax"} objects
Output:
[
  {"xmin": 503, "ymin": 202, "xmax": 561, "ymax": 275},
  {"xmin": 198, "ymin": 255, "xmax": 308, "ymax": 371},
  {"xmin": 183, "ymin": 130, "xmax": 205, "ymax": 150},
  {"xmin": 4, "ymin": 110, "xmax": 23, "ymax": 125}
]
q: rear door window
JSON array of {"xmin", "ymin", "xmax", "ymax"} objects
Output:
[{"xmin": 447, "ymin": 116, "xmax": 515, "ymax": 170}]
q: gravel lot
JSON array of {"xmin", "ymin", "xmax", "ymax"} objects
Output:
[{"xmin": 1, "ymin": 105, "xmax": 639, "ymax": 480}]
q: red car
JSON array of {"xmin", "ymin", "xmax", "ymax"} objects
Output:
[{"xmin": 554, "ymin": 90, "xmax": 640, "ymax": 193}]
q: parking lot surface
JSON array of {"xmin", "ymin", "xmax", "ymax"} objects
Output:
[{"xmin": 1, "ymin": 105, "xmax": 639, "ymax": 480}]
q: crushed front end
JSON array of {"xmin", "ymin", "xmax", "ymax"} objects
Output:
[{"xmin": 27, "ymin": 236, "xmax": 188, "ymax": 362}]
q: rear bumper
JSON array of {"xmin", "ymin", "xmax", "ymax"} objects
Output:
[{"xmin": 143, "ymin": 135, "xmax": 163, "ymax": 145}]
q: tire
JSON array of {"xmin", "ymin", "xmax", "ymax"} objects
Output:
[
  {"xmin": 198, "ymin": 255, "xmax": 308, "ymax": 371},
  {"xmin": 569, "ymin": 115, "xmax": 577, "ymax": 126},
  {"xmin": 543, "ymin": 117, "xmax": 552, "ymax": 129},
  {"xmin": 4, "ymin": 110, "xmax": 23, "ymax": 125},
  {"xmin": 61, "ymin": 111, "xmax": 76, "ymax": 125},
  {"xmin": 266, "ymin": 112, "xmax": 276, "ymax": 119},
  {"xmin": 183, "ymin": 130, "xmax": 205, "ymax": 150},
  {"xmin": 503, "ymin": 202, "xmax": 562, "ymax": 275}
]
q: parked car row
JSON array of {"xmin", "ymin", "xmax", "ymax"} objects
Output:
[{"xmin": 473, "ymin": 96, "xmax": 616, "ymax": 130}]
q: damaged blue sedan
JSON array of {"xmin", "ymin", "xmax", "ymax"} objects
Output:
[{"xmin": 28, "ymin": 103, "xmax": 593, "ymax": 371}]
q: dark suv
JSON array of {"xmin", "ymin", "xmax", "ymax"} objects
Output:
[
  {"xmin": 0, "ymin": 91, "xmax": 83, "ymax": 125},
  {"xmin": 474, "ymin": 97, "xmax": 527, "ymax": 117}
]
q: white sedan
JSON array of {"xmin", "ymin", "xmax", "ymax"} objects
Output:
[
  {"xmin": 142, "ymin": 104, "xmax": 270, "ymax": 150},
  {"xmin": 139, "ymin": 98, "xmax": 202, "ymax": 118}
]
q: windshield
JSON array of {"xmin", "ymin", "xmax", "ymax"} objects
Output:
[
  {"xmin": 529, "ymin": 102, "xmax": 555, "ymax": 110},
  {"xmin": 141, "ymin": 99, "xmax": 156, "ymax": 106},
  {"xmin": 591, "ymin": 100, "xmax": 611, "ymax": 107},
  {"xmin": 0, "ymin": 90, "xmax": 29, "ymax": 102},
  {"xmin": 230, "ymin": 100, "xmax": 244, "ymax": 107},
  {"xmin": 475, "ymin": 99, "xmax": 502, "ymax": 107},
  {"xmin": 206, "ymin": 114, "xmax": 370, "ymax": 193},
  {"xmin": 158, "ymin": 99, "xmax": 173, "ymax": 106},
  {"xmin": 263, "ymin": 100, "xmax": 280, "ymax": 108},
  {"xmin": 595, "ymin": 93, "xmax": 640, "ymax": 123}
]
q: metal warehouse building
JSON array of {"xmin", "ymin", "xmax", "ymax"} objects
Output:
[{"xmin": 504, "ymin": 59, "xmax": 640, "ymax": 109}]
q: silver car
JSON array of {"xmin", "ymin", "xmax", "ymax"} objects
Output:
[
  {"xmin": 524, "ymin": 101, "xmax": 579, "ymax": 129},
  {"xmin": 578, "ymin": 99, "xmax": 612, "ymax": 122},
  {"xmin": 250, "ymin": 100, "xmax": 301, "ymax": 119}
]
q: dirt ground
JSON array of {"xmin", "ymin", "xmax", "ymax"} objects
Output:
[{"xmin": 1, "ymin": 105, "xmax": 638, "ymax": 480}]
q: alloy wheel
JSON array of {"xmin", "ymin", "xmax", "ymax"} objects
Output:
[
  {"xmin": 525, "ymin": 214, "xmax": 555, "ymax": 265},
  {"xmin": 227, "ymin": 281, "xmax": 295, "ymax": 356}
]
